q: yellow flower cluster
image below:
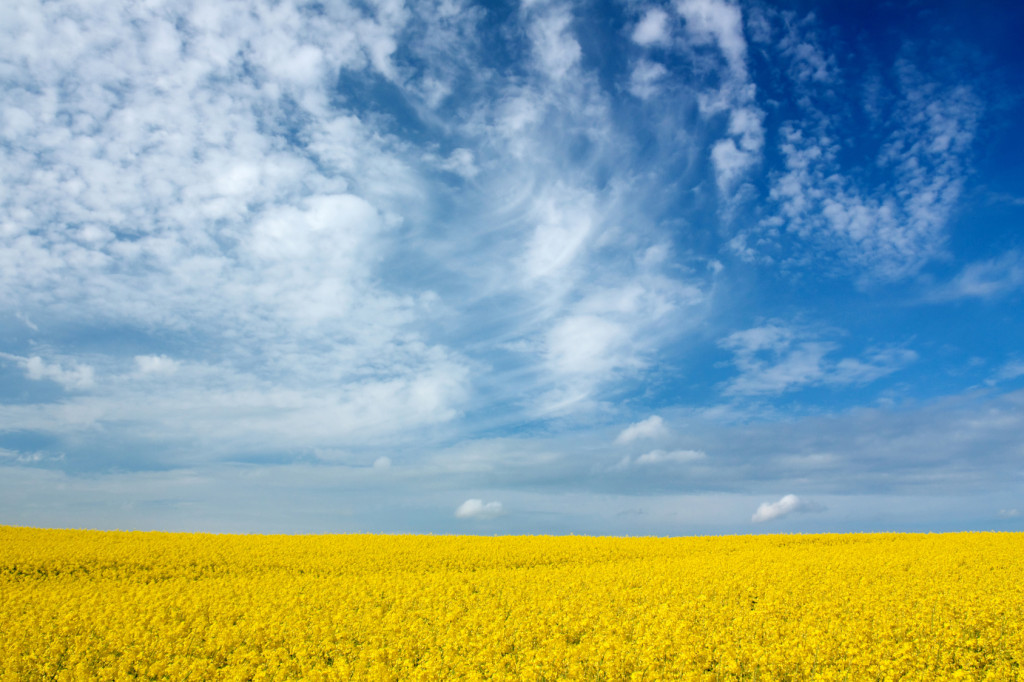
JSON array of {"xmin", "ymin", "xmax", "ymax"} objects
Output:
[{"xmin": 2, "ymin": 526, "xmax": 1022, "ymax": 680}]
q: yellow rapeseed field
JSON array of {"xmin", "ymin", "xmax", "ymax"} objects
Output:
[{"xmin": 1, "ymin": 526, "xmax": 1022, "ymax": 681}]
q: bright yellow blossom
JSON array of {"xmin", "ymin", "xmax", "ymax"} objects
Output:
[{"xmin": 1, "ymin": 527, "xmax": 1022, "ymax": 680}]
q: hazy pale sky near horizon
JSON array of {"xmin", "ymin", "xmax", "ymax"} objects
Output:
[{"xmin": 2, "ymin": 0, "xmax": 1022, "ymax": 535}]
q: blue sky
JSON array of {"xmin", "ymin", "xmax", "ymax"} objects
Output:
[{"xmin": 1, "ymin": 0, "xmax": 1022, "ymax": 534}]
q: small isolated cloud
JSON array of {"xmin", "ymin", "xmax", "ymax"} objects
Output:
[
  {"xmin": 615, "ymin": 415, "xmax": 669, "ymax": 444},
  {"xmin": 134, "ymin": 355, "xmax": 179, "ymax": 375},
  {"xmin": 455, "ymin": 499, "xmax": 503, "ymax": 519},
  {"xmin": 929, "ymin": 251, "xmax": 1024, "ymax": 301},
  {"xmin": 751, "ymin": 494, "xmax": 823, "ymax": 523},
  {"xmin": 635, "ymin": 449, "xmax": 706, "ymax": 465},
  {"xmin": 999, "ymin": 509, "xmax": 1020, "ymax": 519},
  {"xmin": 372, "ymin": 456, "xmax": 392, "ymax": 469}
]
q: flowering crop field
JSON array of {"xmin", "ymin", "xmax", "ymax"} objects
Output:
[{"xmin": 1, "ymin": 527, "xmax": 1022, "ymax": 681}]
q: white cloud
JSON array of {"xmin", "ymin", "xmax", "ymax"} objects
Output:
[
  {"xmin": 632, "ymin": 8, "xmax": 671, "ymax": 47},
  {"xmin": 616, "ymin": 415, "xmax": 669, "ymax": 444},
  {"xmin": 999, "ymin": 509, "xmax": 1020, "ymax": 519},
  {"xmin": 830, "ymin": 349, "xmax": 919, "ymax": 385},
  {"xmin": 675, "ymin": 0, "xmax": 747, "ymax": 79},
  {"xmin": 0, "ymin": 0, "xmax": 487, "ymax": 449},
  {"xmin": 455, "ymin": 498, "xmax": 503, "ymax": 519},
  {"xmin": 522, "ymin": 191, "xmax": 595, "ymax": 283},
  {"xmin": 0, "ymin": 355, "xmax": 471, "ymax": 458},
  {"xmin": 0, "ymin": 447, "xmax": 59, "ymax": 464},
  {"xmin": 526, "ymin": 4, "xmax": 581, "ymax": 82},
  {"xmin": 2, "ymin": 354, "xmax": 96, "ymax": 391},
  {"xmin": 929, "ymin": 251, "xmax": 1024, "ymax": 301},
  {"xmin": 779, "ymin": 453, "xmax": 839, "ymax": 469},
  {"xmin": 720, "ymin": 324, "xmax": 916, "ymax": 396},
  {"xmin": 990, "ymin": 360, "xmax": 1024, "ymax": 385},
  {"xmin": 670, "ymin": 0, "xmax": 763, "ymax": 200},
  {"xmin": 629, "ymin": 60, "xmax": 669, "ymax": 100},
  {"xmin": 727, "ymin": 107, "xmax": 764, "ymax": 153},
  {"xmin": 725, "ymin": 342, "xmax": 831, "ymax": 395},
  {"xmin": 635, "ymin": 449, "xmax": 705, "ymax": 465},
  {"xmin": 135, "ymin": 355, "xmax": 179, "ymax": 375},
  {"xmin": 786, "ymin": 41, "xmax": 832, "ymax": 82},
  {"xmin": 0, "ymin": 0, "xmax": 1010, "ymax": 538},
  {"xmin": 744, "ymin": 7, "xmax": 772, "ymax": 44},
  {"xmin": 752, "ymin": 50, "xmax": 982, "ymax": 280},
  {"xmin": 15, "ymin": 312, "xmax": 38, "ymax": 331},
  {"xmin": 248, "ymin": 193, "xmax": 383, "ymax": 265},
  {"xmin": 711, "ymin": 138, "xmax": 757, "ymax": 193},
  {"xmin": 776, "ymin": 16, "xmax": 835, "ymax": 84},
  {"xmin": 437, "ymin": 148, "xmax": 479, "ymax": 179},
  {"xmin": 0, "ymin": 0, "xmax": 725, "ymax": 477},
  {"xmin": 721, "ymin": 324, "xmax": 793, "ymax": 355},
  {"xmin": 752, "ymin": 493, "xmax": 813, "ymax": 522},
  {"xmin": 546, "ymin": 315, "xmax": 632, "ymax": 377}
]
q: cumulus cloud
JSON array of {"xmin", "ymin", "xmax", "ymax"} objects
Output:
[
  {"xmin": 0, "ymin": 0, "xmax": 486, "ymax": 455},
  {"xmin": 455, "ymin": 499, "xmax": 503, "ymax": 519},
  {"xmin": 373, "ymin": 456, "xmax": 392, "ymax": 469},
  {"xmin": 616, "ymin": 415, "xmax": 669, "ymax": 444},
  {"xmin": 998, "ymin": 509, "xmax": 1020, "ymax": 519},
  {"xmin": 0, "ymin": 0, "xmax": 724, "ymax": 484},
  {"xmin": 752, "ymin": 494, "xmax": 822, "ymax": 523}
]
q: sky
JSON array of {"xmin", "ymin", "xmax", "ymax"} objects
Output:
[{"xmin": 1, "ymin": 0, "xmax": 1023, "ymax": 535}]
